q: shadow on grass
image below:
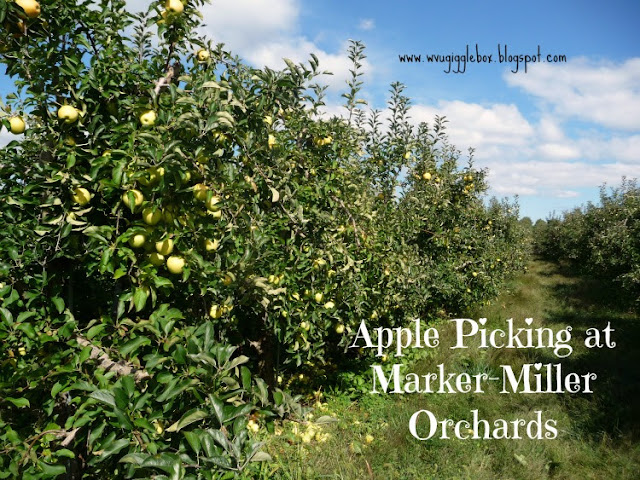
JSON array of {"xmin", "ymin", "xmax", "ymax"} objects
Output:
[{"xmin": 544, "ymin": 264, "xmax": 640, "ymax": 443}]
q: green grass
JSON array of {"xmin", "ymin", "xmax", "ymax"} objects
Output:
[{"xmin": 260, "ymin": 261, "xmax": 640, "ymax": 479}]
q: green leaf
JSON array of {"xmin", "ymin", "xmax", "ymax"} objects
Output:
[
  {"xmin": 51, "ymin": 297, "xmax": 65, "ymax": 314},
  {"xmin": 5, "ymin": 397, "xmax": 30, "ymax": 408},
  {"xmin": 250, "ymin": 451, "xmax": 273, "ymax": 462},
  {"xmin": 165, "ymin": 409, "xmax": 208, "ymax": 433},
  {"xmin": 16, "ymin": 322, "xmax": 36, "ymax": 339},
  {"xmin": 183, "ymin": 431, "xmax": 201, "ymax": 455},
  {"xmin": 89, "ymin": 390, "xmax": 116, "ymax": 408},
  {"xmin": 97, "ymin": 438, "xmax": 130, "ymax": 461},
  {"xmin": 226, "ymin": 355, "xmax": 249, "ymax": 371},
  {"xmin": 241, "ymin": 366, "xmax": 251, "ymax": 391},
  {"xmin": 120, "ymin": 336, "xmax": 151, "ymax": 357},
  {"xmin": 133, "ymin": 287, "xmax": 149, "ymax": 312},
  {"xmin": 86, "ymin": 324, "xmax": 105, "ymax": 340}
]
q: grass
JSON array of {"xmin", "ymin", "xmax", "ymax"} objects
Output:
[{"xmin": 260, "ymin": 260, "xmax": 640, "ymax": 479}]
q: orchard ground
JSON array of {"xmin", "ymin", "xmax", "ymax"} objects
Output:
[{"xmin": 262, "ymin": 260, "xmax": 640, "ymax": 479}]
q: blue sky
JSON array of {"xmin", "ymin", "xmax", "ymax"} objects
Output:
[{"xmin": 2, "ymin": 0, "xmax": 639, "ymax": 220}]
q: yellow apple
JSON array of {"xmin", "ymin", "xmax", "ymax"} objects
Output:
[
  {"xmin": 147, "ymin": 166, "xmax": 165, "ymax": 185},
  {"xmin": 422, "ymin": 172, "xmax": 431, "ymax": 180},
  {"xmin": 209, "ymin": 304, "xmax": 222, "ymax": 319},
  {"xmin": 222, "ymin": 272, "xmax": 235, "ymax": 286},
  {"xmin": 148, "ymin": 252, "xmax": 165, "ymax": 266},
  {"xmin": 142, "ymin": 207, "xmax": 163, "ymax": 225},
  {"xmin": 205, "ymin": 195, "xmax": 221, "ymax": 211},
  {"xmin": 209, "ymin": 210, "xmax": 222, "ymax": 220},
  {"xmin": 312, "ymin": 258, "xmax": 326, "ymax": 269},
  {"xmin": 155, "ymin": 238, "xmax": 174, "ymax": 255},
  {"xmin": 71, "ymin": 187, "xmax": 92, "ymax": 206},
  {"xmin": 15, "ymin": 0, "xmax": 41, "ymax": 18},
  {"xmin": 314, "ymin": 292, "xmax": 323, "ymax": 303},
  {"xmin": 193, "ymin": 183, "xmax": 208, "ymax": 201},
  {"xmin": 324, "ymin": 301, "xmax": 335, "ymax": 309},
  {"xmin": 335, "ymin": 324, "xmax": 345, "ymax": 334},
  {"xmin": 9, "ymin": 116, "xmax": 25, "ymax": 134},
  {"xmin": 166, "ymin": 256, "xmax": 185, "ymax": 274},
  {"xmin": 268, "ymin": 134, "xmax": 276, "ymax": 149},
  {"xmin": 129, "ymin": 234, "xmax": 147, "ymax": 249},
  {"xmin": 57, "ymin": 105, "xmax": 79, "ymax": 124},
  {"xmin": 300, "ymin": 321, "xmax": 310, "ymax": 331},
  {"xmin": 122, "ymin": 189, "xmax": 144, "ymax": 209},
  {"xmin": 196, "ymin": 49, "xmax": 210, "ymax": 62},
  {"xmin": 472, "ymin": 272, "xmax": 478, "ymax": 277},
  {"xmin": 204, "ymin": 238, "xmax": 220, "ymax": 251},
  {"xmin": 139, "ymin": 109, "xmax": 157, "ymax": 127},
  {"xmin": 166, "ymin": 0, "xmax": 184, "ymax": 14}
]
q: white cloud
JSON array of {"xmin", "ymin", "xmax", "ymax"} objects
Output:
[
  {"xmin": 243, "ymin": 38, "xmax": 366, "ymax": 91},
  {"xmin": 485, "ymin": 160, "xmax": 640, "ymax": 197},
  {"xmin": 505, "ymin": 57, "xmax": 640, "ymax": 131},
  {"xmin": 0, "ymin": 127, "xmax": 13, "ymax": 148},
  {"xmin": 398, "ymin": 97, "xmax": 639, "ymax": 199},
  {"xmin": 537, "ymin": 142, "xmax": 580, "ymax": 160},
  {"xmin": 199, "ymin": 0, "xmax": 299, "ymax": 53},
  {"xmin": 358, "ymin": 19, "xmax": 375, "ymax": 31},
  {"xmin": 411, "ymin": 101, "xmax": 534, "ymax": 154},
  {"xmin": 555, "ymin": 190, "xmax": 580, "ymax": 198},
  {"xmin": 195, "ymin": 1, "xmax": 368, "ymax": 91}
]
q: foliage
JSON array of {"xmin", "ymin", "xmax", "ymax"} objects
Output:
[
  {"xmin": 0, "ymin": 0, "xmax": 527, "ymax": 477},
  {"xmin": 534, "ymin": 179, "xmax": 640, "ymax": 306}
]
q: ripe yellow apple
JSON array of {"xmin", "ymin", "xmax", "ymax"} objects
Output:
[
  {"xmin": 300, "ymin": 321, "xmax": 310, "ymax": 331},
  {"xmin": 193, "ymin": 183, "xmax": 208, "ymax": 201},
  {"xmin": 324, "ymin": 301, "xmax": 335, "ymax": 309},
  {"xmin": 422, "ymin": 172, "xmax": 432, "ymax": 180},
  {"xmin": 313, "ymin": 258, "xmax": 326, "ymax": 269},
  {"xmin": 166, "ymin": 256, "xmax": 185, "ymax": 274},
  {"xmin": 142, "ymin": 207, "xmax": 163, "ymax": 225},
  {"xmin": 268, "ymin": 134, "xmax": 276, "ymax": 149},
  {"xmin": 149, "ymin": 252, "xmax": 165, "ymax": 266},
  {"xmin": 155, "ymin": 238, "xmax": 174, "ymax": 255},
  {"xmin": 196, "ymin": 49, "xmax": 210, "ymax": 62},
  {"xmin": 335, "ymin": 324, "xmax": 345, "ymax": 334},
  {"xmin": 222, "ymin": 272, "xmax": 235, "ymax": 286},
  {"xmin": 129, "ymin": 234, "xmax": 147, "ymax": 249},
  {"xmin": 139, "ymin": 110, "xmax": 157, "ymax": 127},
  {"xmin": 314, "ymin": 292, "xmax": 323, "ymax": 303},
  {"xmin": 122, "ymin": 189, "xmax": 144, "ymax": 209},
  {"xmin": 209, "ymin": 210, "xmax": 222, "ymax": 220},
  {"xmin": 15, "ymin": 0, "xmax": 41, "ymax": 18},
  {"xmin": 263, "ymin": 115, "xmax": 273, "ymax": 126},
  {"xmin": 209, "ymin": 304, "xmax": 222, "ymax": 319},
  {"xmin": 204, "ymin": 238, "xmax": 220, "ymax": 251},
  {"xmin": 205, "ymin": 195, "xmax": 221, "ymax": 211},
  {"xmin": 71, "ymin": 187, "xmax": 92, "ymax": 206},
  {"xmin": 147, "ymin": 166, "xmax": 165, "ymax": 185},
  {"xmin": 166, "ymin": 0, "xmax": 184, "ymax": 14},
  {"xmin": 57, "ymin": 105, "xmax": 79, "ymax": 124},
  {"xmin": 472, "ymin": 272, "xmax": 478, "ymax": 277},
  {"xmin": 9, "ymin": 116, "xmax": 25, "ymax": 134}
]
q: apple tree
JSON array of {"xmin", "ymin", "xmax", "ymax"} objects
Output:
[{"xmin": 0, "ymin": 0, "xmax": 529, "ymax": 478}]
